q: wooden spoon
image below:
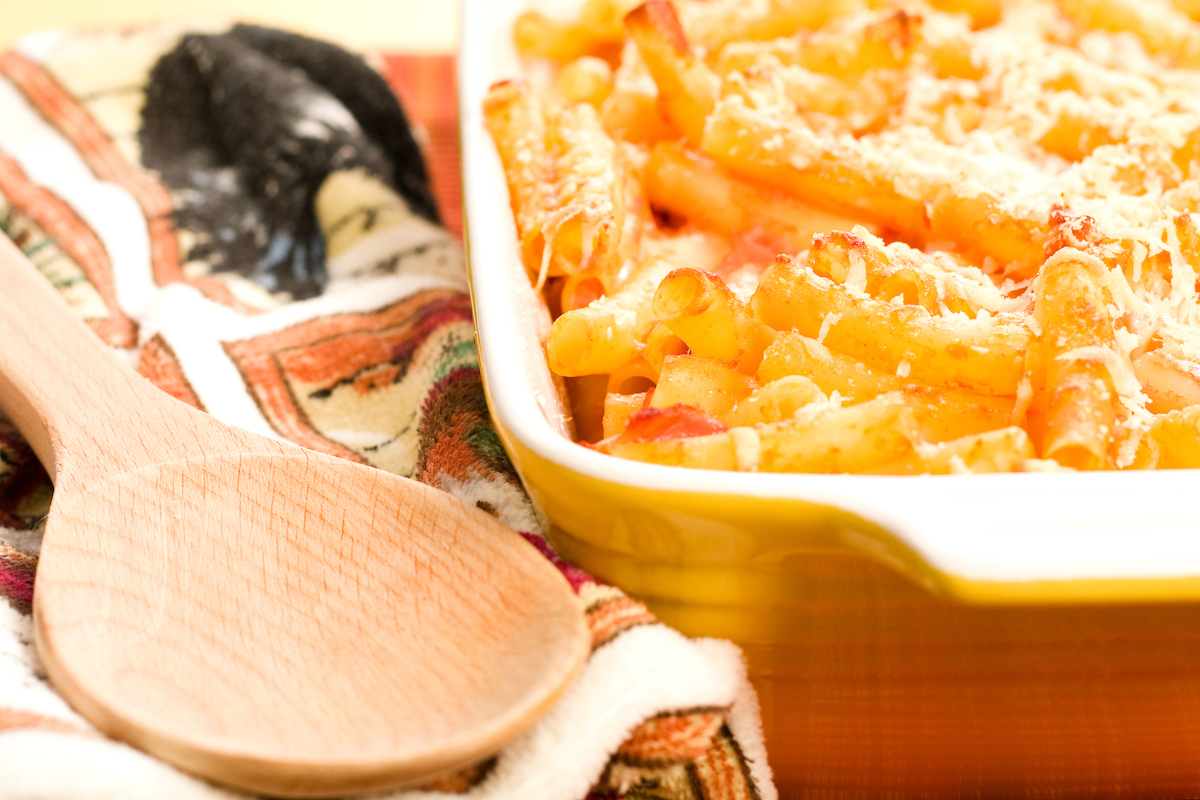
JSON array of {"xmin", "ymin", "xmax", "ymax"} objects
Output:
[{"xmin": 0, "ymin": 234, "xmax": 589, "ymax": 797}]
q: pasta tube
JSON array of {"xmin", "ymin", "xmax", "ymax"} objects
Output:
[
  {"xmin": 547, "ymin": 254, "xmax": 677, "ymax": 375},
  {"xmin": 723, "ymin": 375, "xmax": 827, "ymax": 427},
  {"xmin": 624, "ymin": 0, "xmax": 720, "ymax": 145},
  {"xmin": 649, "ymin": 354, "xmax": 758, "ymax": 418},
  {"xmin": 680, "ymin": 0, "xmax": 868, "ymax": 50},
  {"xmin": 652, "ymin": 267, "xmax": 775, "ymax": 371},
  {"xmin": 606, "ymin": 393, "xmax": 921, "ymax": 472},
  {"xmin": 1130, "ymin": 405, "xmax": 1200, "ymax": 468},
  {"xmin": 758, "ymin": 331, "xmax": 1015, "ymax": 441},
  {"xmin": 515, "ymin": 0, "xmax": 642, "ymax": 61},
  {"xmin": 700, "ymin": 95, "xmax": 931, "ymax": 238},
  {"xmin": 807, "ymin": 228, "xmax": 1015, "ymax": 316},
  {"xmin": 1031, "ymin": 248, "xmax": 1124, "ymax": 470},
  {"xmin": 483, "ymin": 80, "xmax": 554, "ymax": 278},
  {"xmin": 644, "ymin": 141, "xmax": 872, "ymax": 253},
  {"xmin": 868, "ymin": 427, "xmax": 1034, "ymax": 475},
  {"xmin": 750, "ymin": 257, "xmax": 1032, "ymax": 395},
  {"xmin": 1133, "ymin": 349, "xmax": 1200, "ymax": 413},
  {"xmin": 546, "ymin": 102, "xmax": 626, "ymax": 279}
]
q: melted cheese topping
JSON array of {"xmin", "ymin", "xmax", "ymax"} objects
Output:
[
  {"xmin": 498, "ymin": 0, "xmax": 1200, "ymax": 471},
  {"xmin": 698, "ymin": 0, "xmax": 1200, "ymax": 462}
]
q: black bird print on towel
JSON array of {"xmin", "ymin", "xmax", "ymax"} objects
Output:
[{"xmin": 139, "ymin": 25, "xmax": 441, "ymax": 301}]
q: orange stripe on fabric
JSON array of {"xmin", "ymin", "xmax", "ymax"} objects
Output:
[
  {"xmin": 138, "ymin": 335, "xmax": 204, "ymax": 410},
  {"xmin": 618, "ymin": 711, "xmax": 726, "ymax": 764},
  {"xmin": 0, "ymin": 51, "xmax": 183, "ymax": 286},
  {"xmin": 586, "ymin": 594, "xmax": 656, "ymax": 648},
  {"xmin": 0, "ymin": 708, "xmax": 93, "ymax": 737},
  {"xmin": 221, "ymin": 289, "xmax": 466, "ymax": 460},
  {"xmin": 693, "ymin": 731, "xmax": 756, "ymax": 800},
  {"xmin": 0, "ymin": 151, "xmax": 137, "ymax": 348},
  {"xmin": 382, "ymin": 54, "xmax": 461, "ymax": 237}
]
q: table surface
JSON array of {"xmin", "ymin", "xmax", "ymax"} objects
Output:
[{"xmin": 0, "ymin": 0, "xmax": 459, "ymax": 52}]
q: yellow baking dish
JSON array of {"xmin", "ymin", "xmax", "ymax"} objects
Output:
[{"xmin": 458, "ymin": 1, "xmax": 1200, "ymax": 794}]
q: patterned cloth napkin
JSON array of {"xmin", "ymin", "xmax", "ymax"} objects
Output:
[{"xmin": 0, "ymin": 23, "xmax": 776, "ymax": 800}]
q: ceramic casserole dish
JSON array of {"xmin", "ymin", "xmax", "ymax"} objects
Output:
[{"xmin": 459, "ymin": 0, "xmax": 1200, "ymax": 794}]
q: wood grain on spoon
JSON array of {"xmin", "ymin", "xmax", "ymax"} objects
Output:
[{"xmin": 0, "ymin": 234, "xmax": 589, "ymax": 797}]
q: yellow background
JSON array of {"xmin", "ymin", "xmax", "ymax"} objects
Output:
[{"xmin": 0, "ymin": 0, "xmax": 459, "ymax": 52}]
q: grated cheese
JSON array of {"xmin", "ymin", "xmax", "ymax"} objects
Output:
[{"xmin": 817, "ymin": 311, "xmax": 842, "ymax": 344}]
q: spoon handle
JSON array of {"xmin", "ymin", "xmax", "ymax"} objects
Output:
[{"xmin": 0, "ymin": 234, "xmax": 179, "ymax": 481}]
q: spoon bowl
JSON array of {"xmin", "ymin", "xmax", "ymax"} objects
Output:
[{"xmin": 0, "ymin": 235, "xmax": 589, "ymax": 797}]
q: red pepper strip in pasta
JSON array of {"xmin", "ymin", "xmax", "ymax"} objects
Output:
[{"xmin": 613, "ymin": 403, "xmax": 729, "ymax": 443}]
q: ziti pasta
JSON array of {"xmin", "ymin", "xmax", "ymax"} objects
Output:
[{"xmin": 485, "ymin": 0, "xmax": 1200, "ymax": 473}]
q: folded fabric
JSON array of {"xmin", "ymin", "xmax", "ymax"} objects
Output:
[{"xmin": 0, "ymin": 23, "xmax": 776, "ymax": 800}]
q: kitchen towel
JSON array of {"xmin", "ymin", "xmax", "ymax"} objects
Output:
[{"xmin": 0, "ymin": 23, "xmax": 775, "ymax": 800}]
